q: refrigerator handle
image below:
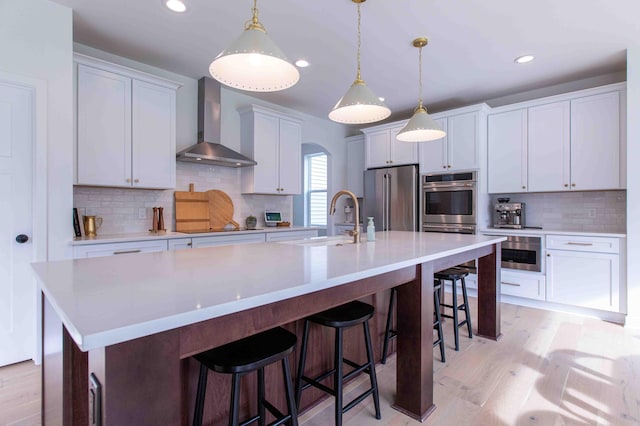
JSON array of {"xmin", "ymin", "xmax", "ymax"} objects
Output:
[{"xmin": 386, "ymin": 173, "xmax": 391, "ymax": 231}]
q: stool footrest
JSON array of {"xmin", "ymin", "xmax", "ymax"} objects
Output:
[{"xmin": 343, "ymin": 388, "xmax": 377, "ymax": 415}]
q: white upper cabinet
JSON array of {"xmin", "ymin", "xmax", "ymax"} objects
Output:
[
  {"xmin": 527, "ymin": 101, "xmax": 570, "ymax": 192},
  {"xmin": 420, "ymin": 106, "xmax": 488, "ymax": 173},
  {"xmin": 362, "ymin": 122, "xmax": 417, "ymax": 169},
  {"xmin": 75, "ymin": 55, "xmax": 180, "ymax": 189},
  {"xmin": 345, "ymin": 135, "xmax": 365, "ymax": 198},
  {"xmin": 487, "ymin": 83, "xmax": 626, "ymax": 194},
  {"xmin": 487, "ymin": 109, "xmax": 528, "ymax": 193},
  {"xmin": 240, "ymin": 105, "xmax": 302, "ymax": 195}
]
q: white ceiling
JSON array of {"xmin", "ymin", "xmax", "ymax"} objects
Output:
[{"xmin": 51, "ymin": 0, "xmax": 638, "ymax": 121}]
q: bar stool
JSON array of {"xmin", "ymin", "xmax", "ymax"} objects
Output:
[
  {"xmin": 192, "ymin": 327, "xmax": 298, "ymax": 426},
  {"xmin": 295, "ymin": 300, "xmax": 381, "ymax": 426},
  {"xmin": 381, "ymin": 283, "xmax": 446, "ymax": 364},
  {"xmin": 437, "ymin": 267, "xmax": 473, "ymax": 351}
]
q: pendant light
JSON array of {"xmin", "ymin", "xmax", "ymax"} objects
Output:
[
  {"xmin": 329, "ymin": 0, "xmax": 391, "ymax": 124},
  {"xmin": 209, "ymin": 0, "xmax": 299, "ymax": 92},
  {"xmin": 396, "ymin": 38, "xmax": 445, "ymax": 142}
]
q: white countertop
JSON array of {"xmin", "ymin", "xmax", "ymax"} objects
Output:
[
  {"xmin": 481, "ymin": 227, "xmax": 626, "ymax": 238},
  {"xmin": 71, "ymin": 226, "xmax": 318, "ymax": 245},
  {"xmin": 33, "ymin": 231, "xmax": 506, "ymax": 351}
]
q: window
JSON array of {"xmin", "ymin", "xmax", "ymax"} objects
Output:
[{"xmin": 305, "ymin": 153, "xmax": 327, "ymax": 227}]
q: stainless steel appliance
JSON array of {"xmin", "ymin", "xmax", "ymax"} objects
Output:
[
  {"xmin": 422, "ymin": 171, "xmax": 477, "ymax": 234},
  {"xmin": 363, "ymin": 165, "xmax": 418, "ymax": 232},
  {"xmin": 487, "ymin": 234, "xmax": 541, "ymax": 272},
  {"xmin": 494, "ymin": 202, "xmax": 526, "ymax": 229}
]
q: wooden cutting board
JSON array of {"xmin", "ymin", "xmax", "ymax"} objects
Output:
[
  {"xmin": 207, "ymin": 190, "xmax": 239, "ymax": 231},
  {"xmin": 174, "ymin": 185, "xmax": 210, "ymax": 233}
]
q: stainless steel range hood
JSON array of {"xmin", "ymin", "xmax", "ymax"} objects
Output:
[{"xmin": 176, "ymin": 77, "xmax": 257, "ymax": 168}]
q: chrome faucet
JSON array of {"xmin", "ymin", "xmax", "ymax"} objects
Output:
[{"xmin": 329, "ymin": 190, "xmax": 360, "ymax": 244}]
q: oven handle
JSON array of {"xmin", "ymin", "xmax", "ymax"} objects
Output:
[{"xmin": 423, "ymin": 182, "xmax": 475, "ymax": 190}]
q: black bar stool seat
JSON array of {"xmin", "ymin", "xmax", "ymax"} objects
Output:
[
  {"xmin": 381, "ymin": 283, "xmax": 446, "ymax": 364},
  {"xmin": 193, "ymin": 327, "xmax": 298, "ymax": 426},
  {"xmin": 436, "ymin": 266, "xmax": 473, "ymax": 351},
  {"xmin": 295, "ymin": 300, "xmax": 381, "ymax": 426}
]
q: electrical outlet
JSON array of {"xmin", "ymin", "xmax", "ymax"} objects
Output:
[
  {"xmin": 587, "ymin": 208, "xmax": 596, "ymax": 218},
  {"xmin": 138, "ymin": 208, "xmax": 147, "ymax": 219}
]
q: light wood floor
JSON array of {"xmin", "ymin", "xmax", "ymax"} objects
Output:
[{"xmin": 2, "ymin": 300, "xmax": 640, "ymax": 426}]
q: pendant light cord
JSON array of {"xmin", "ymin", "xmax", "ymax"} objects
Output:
[
  {"xmin": 418, "ymin": 46, "xmax": 424, "ymax": 109},
  {"xmin": 355, "ymin": 3, "xmax": 363, "ymax": 83}
]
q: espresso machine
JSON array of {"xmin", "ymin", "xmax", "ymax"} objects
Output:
[{"xmin": 494, "ymin": 200, "xmax": 525, "ymax": 229}]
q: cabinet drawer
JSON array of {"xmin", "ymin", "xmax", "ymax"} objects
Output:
[
  {"xmin": 500, "ymin": 271, "xmax": 546, "ymax": 300},
  {"xmin": 265, "ymin": 230, "xmax": 319, "ymax": 242},
  {"xmin": 192, "ymin": 233, "xmax": 266, "ymax": 248},
  {"xmin": 74, "ymin": 240, "xmax": 168, "ymax": 258},
  {"xmin": 168, "ymin": 238, "xmax": 192, "ymax": 250},
  {"xmin": 545, "ymin": 234, "xmax": 619, "ymax": 253}
]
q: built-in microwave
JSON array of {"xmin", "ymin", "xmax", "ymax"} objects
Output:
[
  {"xmin": 422, "ymin": 171, "xmax": 477, "ymax": 227},
  {"xmin": 485, "ymin": 234, "xmax": 542, "ymax": 272}
]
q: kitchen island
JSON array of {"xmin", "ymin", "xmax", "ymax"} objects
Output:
[{"xmin": 32, "ymin": 231, "xmax": 505, "ymax": 425}]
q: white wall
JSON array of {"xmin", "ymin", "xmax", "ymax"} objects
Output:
[
  {"xmin": 626, "ymin": 48, "xmax": 640, "ymax": 327},
  {"xmin": 0, "ymin": 0, "xmax": 73, "ymax": 260}
]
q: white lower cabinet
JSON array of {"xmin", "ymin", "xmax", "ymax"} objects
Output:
[
  {"xmin": 545, "ymin": 234, "xmax": 621, "ymax": 312},
  {"xmin": 73, "ymin": 240, "xmax": 168, "ymax": 258},
  {"xmin": 168, "ymin": 238, "xmax": 193, "ymax": 250},
  {"xmin": 192, "ymin": 234, "xmax": 266, "ymax": 248},
  {"xmin": 265, "ymin": 230, "xmax": 318, "ymax": 242},
  {"xmin": 500, "ymin": 270, "xmax": 546, "ymax": 301}
]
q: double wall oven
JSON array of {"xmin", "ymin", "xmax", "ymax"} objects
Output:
[{"xmin": 422, "ymin": 171, "xmax": 477, "ymax": 234}]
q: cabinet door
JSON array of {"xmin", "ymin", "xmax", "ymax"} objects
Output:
[
  {"xmin": 528, "ymin": 101, "xmax": 570, "ymax": 192},
  {"xmin": 77, "ymin": 65, "xmax": 132, "ymax": 187},
  {"xmin": 191, "ymin": 233, "xmax": 266, "ymax": 248},
  {"xmin": 419, "ymin": 118, "xmax": 447, "ymax": 173},
  {"xmin": 278, "ymin": 119, "xmax": 302, "ymax": 195},
  {"xmin": 346, "ymin": 137, "xmax": 365, "ymax": 197},
  {"xmin": 487, "ymin": 109, "xmax": 528, "ymax": 193},
  {"xmin": 546, "ymin": 249, "xmax": 619, "ymax": 312},
  {"xmin": 447, "ymin": 112, "xmax": 478, "ymax": 171},
  {"xmin": 571, "ymin": 91, "xmax": 621, "ymax": 190},
  {"xmin": 168, "ymin": 238, "xmax": 192, "ymax": 250},
  {"xmin": 390, "ymin": 126, "xmax": 418, "ymax": 166},
  {"xmin": 365, "ymin": 130, "xmax": 390, "ymax": 168},
  {"xmin": 252, "ymin": 113, "xmax": 280, "ymax": 194},
  {"xmin": 500, "ymin": 270, "xmax": 545, "ymax": 300},
  {"xmin": 132, "ymin": 80, "xmax": 176, "ymax": 189}
]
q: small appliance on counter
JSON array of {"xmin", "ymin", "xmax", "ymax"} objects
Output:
[
  {"xmin": 494, "ymin": 200, "xmax": 525, "ymax": 229},
  {"xmin": 264, "ymin": 211, "xmax": 283, "ymax": 227}
]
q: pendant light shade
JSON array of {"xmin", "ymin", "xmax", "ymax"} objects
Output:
[
  {"xmin": 329, "ymin": 0, "xmax": 390, "ymax": 124},
  {"xmin": 209, "ymin": 0, "xmax": 299, "ymax": 92},
  {"xmin": 396, "ymin": 37, "xmax": 445, "ymax": 142}
]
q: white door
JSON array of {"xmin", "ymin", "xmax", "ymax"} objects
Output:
[
  {"xmin": 278, "ymin": 118, "xmax": 301, "ymax": 195},
  {"xmin": 448, "ymin": 112, "xmax": 478, "ymax": 171},
  {"xmin": 0, "ymin": 81, "xmax": 35, "ymax": 366},
  {"xmin": 419, "ymin": 118, "xmax": 447, "ymax": 173},
  {"xmin": 487, "ymin": 109, "xmax": 528, "ymax": 193}
]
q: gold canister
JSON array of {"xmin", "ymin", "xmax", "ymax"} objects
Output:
[{"xmin": 83, "ymin": 215, "xmax": 103, "ymax": 237}]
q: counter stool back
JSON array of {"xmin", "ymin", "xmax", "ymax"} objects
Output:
[
  {"xmin": 192, "ymin": 327, "xmax": 298, "ymax": 426},
  {"xmin": 295, "ymin": 300, "xmax": 381, "ymax": 426}
]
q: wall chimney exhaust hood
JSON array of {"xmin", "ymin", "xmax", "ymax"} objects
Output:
[{"xmin": 176, "ymin": 77, "xmax": 257, "ymax": 168}]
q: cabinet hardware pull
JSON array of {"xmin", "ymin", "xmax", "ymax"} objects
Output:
[
  {"xmin": 547, "ymin": 253, "xmax": 550, "ymax": 257},
  {"xmin": 113, "ymin": 249, "xmax": 142, "ymax": 255},
  {"xmin": 447, "ymin": 165, "xmax": 451, "ymax": 168},
  {"xmin": 564, "ymin": 184, "xmax": 568, "ymax": 187},
  {"xmin": 522, "ymin": 186, "xmax": 526, "ymax": 189},
  {"xmin": 572, "ymin": 183, "xmax": 576, "ymax": 187},
  {"xmin": 187, "ymin": 243, "xmax": 192, "ymax": 247},
  {"xmin": 134, "ymin": 179, "xmax": 139, "ymax": 183},
  {"xmin": 442, "ymin": 165, "xmax": 446, "ymax": 169},
  {"xmin": 566, "ymin": 242, "xmax": 593, "ymax": 246},
  {"xmin": 126, "ymin": 178, "xmax": 131, "ymax": 183},
  {"xmin": 501, "ymin": 282, "xmax": 521, "ymax": 287}
]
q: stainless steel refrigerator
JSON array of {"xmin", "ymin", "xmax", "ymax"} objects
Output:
[{"xmin": 363, "ymin": 165, "xmax": 418, "ymax": 232}]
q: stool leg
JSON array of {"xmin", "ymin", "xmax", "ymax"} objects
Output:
[
  {"xmin": 282, "ymin": 357, "xmax": 298, "ymax": 426},
  {"xmin": 193, "ymin": 363, "xmax": 208, "ymax": 426},
  {"xmin": 434, "ymin": 289, "xmax": 445, "ymax": 363},
  {"xmin": 451, "ymin": 279, "xmax": 460, "ymax": 351},
  {"xmin": 363, "ymin": 321, "xmax": 382, "ymax": 419},
  {"xmin": 334, "ymin": 327, "xmax": 344, "ymax": 426},
  {"xmin": 258, "ymin": 367, "xmax": 266, "ymax": 426},
  {"xmin": 229, "ymin": 373, "xmax": 241, "ymax": 426},
  {"xmin": 461, "ymin": 277, "xmax": 473, "ymax": 338},
  {"xmin": 295, "ymin": 320, "xmax": 310, "ymax": 410},
  {"xmin": 381, "ymin": 287, "xmax": 396, "ymax": 364}
]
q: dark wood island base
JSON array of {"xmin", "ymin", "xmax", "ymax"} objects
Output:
[{"xmin": 42, "ymin": 243, "xmax": 501, "ymax": 425}]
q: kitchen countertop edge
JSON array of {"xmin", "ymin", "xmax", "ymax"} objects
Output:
[{"xmin": 481, "ymin": 227, "xmax": 626, "ymax": 238}]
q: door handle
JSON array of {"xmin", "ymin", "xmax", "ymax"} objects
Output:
[{"xmin": 15, "ymin": 234, "xmax": 29, "ymax": 244}]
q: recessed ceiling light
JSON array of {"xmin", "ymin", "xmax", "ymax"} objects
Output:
[
  {"xmin": 295, "ymin": 59, "xmax": 310, "ymax": 68},
  {"xmin": 514, "ymin": 55, "xmax": 535, "ymax": 64},
  {"xmin": 165, "ymin": 0, "xmax": 187, "ymax": 13},
  {"xmin": 378, "ymin": 97, "xmax": 385, "ymax": 102}
]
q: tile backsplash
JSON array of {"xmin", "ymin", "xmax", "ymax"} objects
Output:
[
  {"xmin": 73, "ymin": 162, "xmax": 292, "ymax": 235},
  {"xmin": 489, "ymin": 190, "xmax": 626, "ymax": 233}
]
